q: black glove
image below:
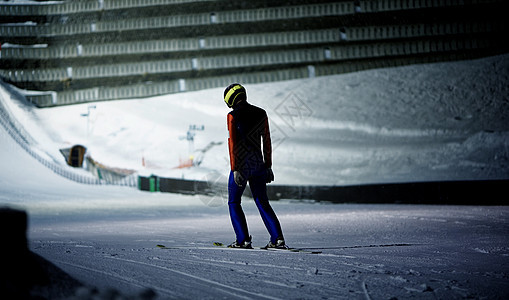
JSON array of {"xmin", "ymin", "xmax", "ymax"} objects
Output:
[
  {"xmin": 233, "ymin": 171, "xmax": 246, "ymax": 187},
  {"xmin": 266, "ymin": 168, "xmax": 274, "ymax": 183}
]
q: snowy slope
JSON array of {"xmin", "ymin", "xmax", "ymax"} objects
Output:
[
  {"xmin": 3, "ymin": 54, "xmax": 508, "ymax": 186},
  {"xmin": 0, "ymin": 116, "xmax": 202, "ymax": 215}
]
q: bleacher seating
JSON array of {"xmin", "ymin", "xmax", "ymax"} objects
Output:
[{"xmin": 0, "ymin": 0, "xmax": 507, "ymax": 107}]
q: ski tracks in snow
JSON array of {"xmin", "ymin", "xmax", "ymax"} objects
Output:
[
  {"xmin": 30, "ymin": 204, "xmax": 509, "ymax": 299},
  {"xmin": 34, "ymin": 241, "xmax": 444, "ymax": 299},
  {"xmin": 104, "ymin": 255, "xmax": 280, "ymax": 300},
  {"xmin": 34, "ymin": 239, "xmax": 509, "ymax": 299},
  {"xmin": 143, "ymin": 246, "xmax": 378, "ymax": 299},
  {"xmin": 48, "ymin": 249, "xmax": 280, "ymax": 299}
]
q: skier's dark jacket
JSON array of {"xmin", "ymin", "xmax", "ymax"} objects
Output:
[{"xmin": 227, "ymin": 102, "xmax": 272, "ymax": 176}]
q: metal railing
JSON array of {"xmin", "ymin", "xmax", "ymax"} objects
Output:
[
  {"xmin": 0, "ymin": 2, "xmax": 353, "ymax": 38},
  {"xmin": 1, "ymin": 34, "xmax": 499, "ymax": 86},
  {"xmin": 1, "ymin": 20, "xmax": 501, "ymax": 61},
  {"xmin": 0, "ymin": 0, "xmax": 219, "ymax": 16}
]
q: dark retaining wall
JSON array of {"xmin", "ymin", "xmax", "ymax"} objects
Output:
[
  {"xmin": 0, "ymin": 207, "xmax": 82, "ymax": 299},
  {"xmin": 138, "ymin": 175, "xmax": 508, "ymax": 205}
]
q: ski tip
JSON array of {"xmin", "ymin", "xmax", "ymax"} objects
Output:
[
  {"xmin": 213, "ymin": 242, "xmax": 224, "ymax": 247},
  {"xmin": 156, "ymin": 244, "xmax": 167, "ymax": 248}
]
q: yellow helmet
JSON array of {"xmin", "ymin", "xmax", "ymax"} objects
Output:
[{"xmin": 224, "ymin": 83, "xmax": 246, "ymax": 108}]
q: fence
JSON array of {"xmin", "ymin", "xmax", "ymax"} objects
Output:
[{"xmin": 137, "ymin": 174, "xmax": 509, "ymax": 204}]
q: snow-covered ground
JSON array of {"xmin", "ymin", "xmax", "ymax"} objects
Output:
[
  {"xmin": 29, "ymin": 203, "xmax": 509, "ymax": 299},
  {"xmin": 1, "ymin": 55, "xmax": 509, "ymax": 299}
]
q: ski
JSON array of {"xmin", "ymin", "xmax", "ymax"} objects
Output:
[
  {"xmin": 156, "ymin": 244, "xmax": 261, "ymax": 252},
  {"xmin": 213, "ymin": 242, "xmax": 322, "ymax": 254},
  {"xmin": 157, "ymin": 243, "xmax": 321, "ymax": 254},
  {"xmin": 262, "ymin": 247, "xmax": 322, "ymax": 254}
]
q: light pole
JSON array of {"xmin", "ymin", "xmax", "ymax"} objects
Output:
[{"xmin": 80, "ymin": 105, "xmax": 96, "ymax": 138}]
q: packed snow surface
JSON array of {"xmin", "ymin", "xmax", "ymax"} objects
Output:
[
  {"xmin": 29, "ymin": 203, "xmax": 509, "ymax": 299},
  {"xmin": 1, "ymin": 55, "xmax": 509, "ymax": 299}
]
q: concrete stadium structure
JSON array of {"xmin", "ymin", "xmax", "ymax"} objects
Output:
[{"xmin": 1, "ymin": 0, "xmax": 508, "ymax": 107}]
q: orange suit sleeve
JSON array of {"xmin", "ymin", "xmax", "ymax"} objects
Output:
[{"xmin": 227, "ymin": 114, "xmax": 237, "ymax": 171}]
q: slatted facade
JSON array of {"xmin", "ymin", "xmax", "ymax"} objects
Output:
[{"xmin": 0, "ymin": 0, "xmax": 507, "ymax": 107}]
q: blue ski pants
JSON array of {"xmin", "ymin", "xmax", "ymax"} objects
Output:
[{"xmin": 228, "ymin": 169, "xmax": 283, "ymax": 244}]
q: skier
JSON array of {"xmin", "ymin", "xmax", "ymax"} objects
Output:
[{"xmin": 223, "ymin": 83, "xmax": 286, "ymax": 249}]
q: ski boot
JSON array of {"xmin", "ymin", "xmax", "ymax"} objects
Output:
[
  {"xmin": 264, "ymin": 238, "xmax": 289, "ymax": 249},
  {"xmin": 227, "ymin": 236, "xmax": 253, "ymax": 249}
]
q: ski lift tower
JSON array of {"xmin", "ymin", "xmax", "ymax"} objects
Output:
[{"xmin": 183, "ymin": 124, "xmax": 205, "ymax": 154}]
